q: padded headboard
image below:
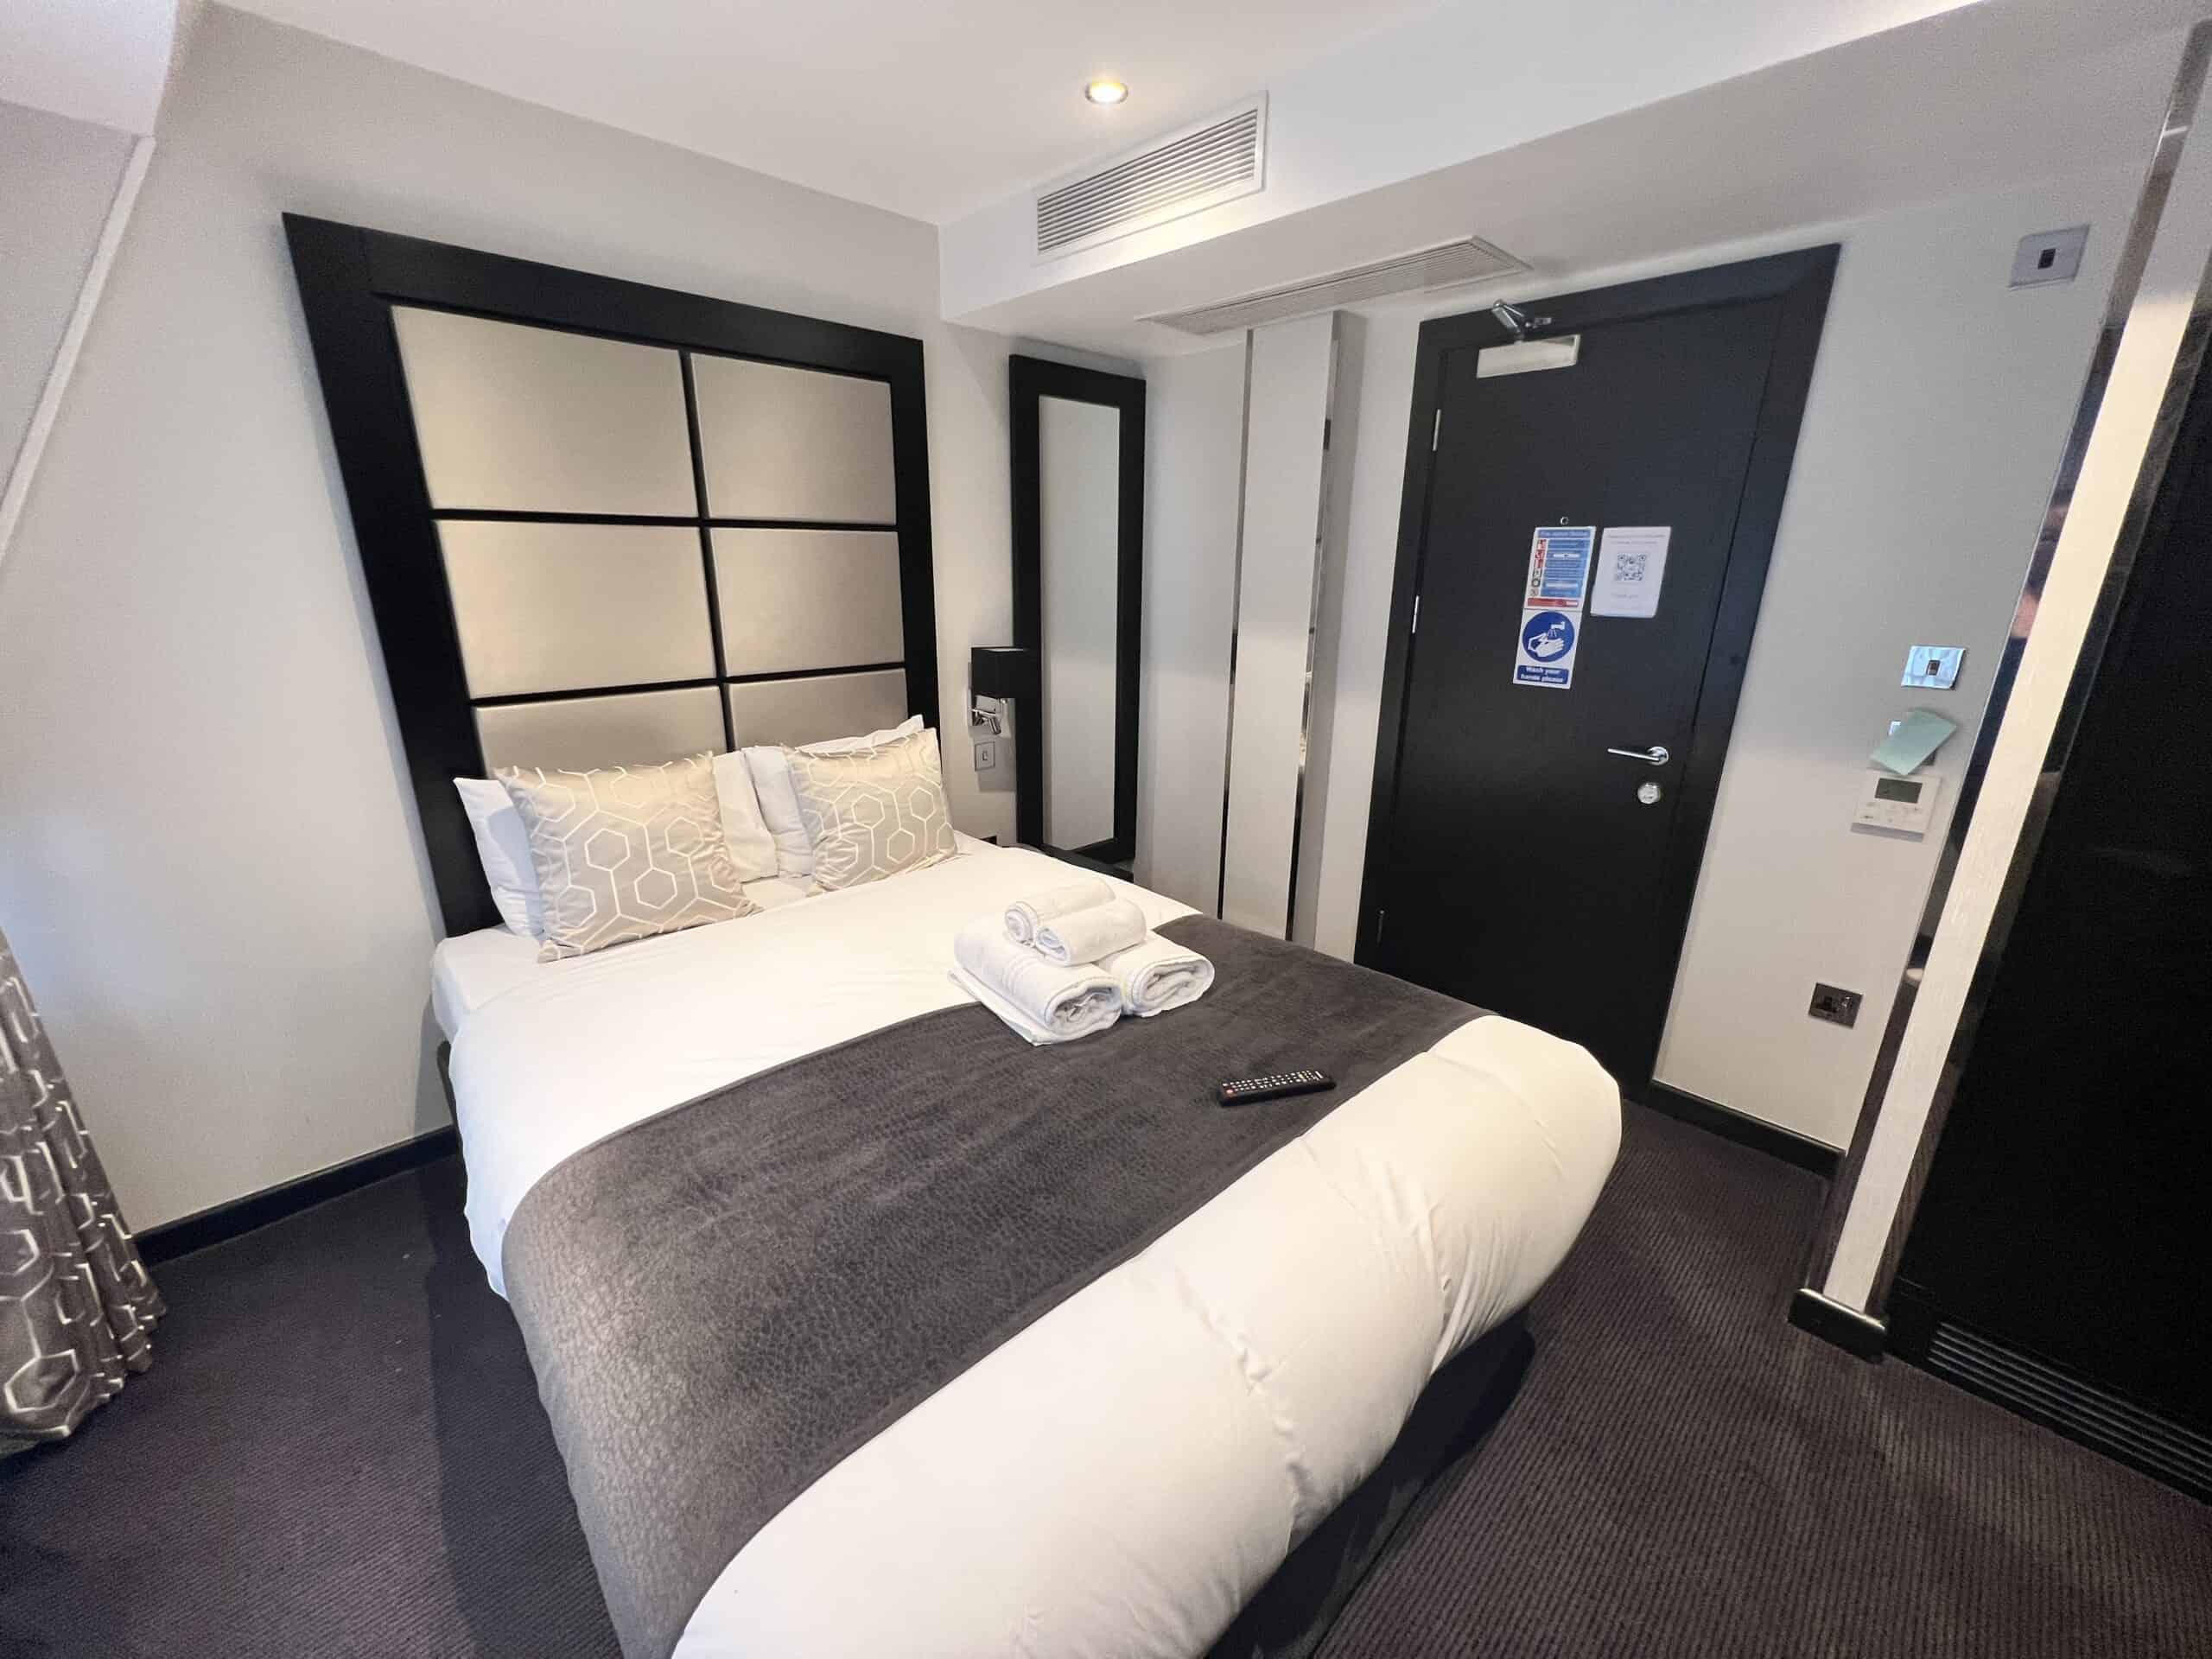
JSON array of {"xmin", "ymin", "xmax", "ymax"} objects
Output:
[{"xmin": 285, "ymin": 216, "xmax": 938, "ymax": 936}]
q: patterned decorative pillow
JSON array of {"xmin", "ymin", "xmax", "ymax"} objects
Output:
[
  {"xmin": 497, "ymin": 755, "xmax": 759, "ymax": 961},
  {"xmin": 785, "ymin": 728, "xmax": 957, "ymax": 893}
]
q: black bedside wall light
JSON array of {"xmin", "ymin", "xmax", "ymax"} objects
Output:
[{"xmin": 969, "ymin": 646, "xmax": 1037, "ymax": 734}]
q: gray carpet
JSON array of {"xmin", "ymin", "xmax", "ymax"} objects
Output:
[
  {"xmin": 1319, "ymin": 1108, "xmax": 2212, "ymax": 1658},
  {"xmin": 3, "ymin": 1104, "xmax": 2206, "ymax": 1657}
]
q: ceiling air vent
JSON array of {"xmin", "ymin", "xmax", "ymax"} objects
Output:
[
  {"xmin": 1144, "ymin": 238, "xmax": 1527, "ymax": 336},
  {"xmin": 1035, "ymin": 96, "xmax": 1267, "ymax": 261}
]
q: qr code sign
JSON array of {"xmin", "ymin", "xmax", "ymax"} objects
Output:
[{"xmin": 1614, "ymin": 552, "xmax": 1649, "ymax": 583}]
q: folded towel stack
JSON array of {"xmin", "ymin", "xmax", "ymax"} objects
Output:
[
  {"xmin": 1033, "ymin": 897, "xmax": 1147, "ymax": 966},
  {"xmin": 951, "ymin": 918, "xmax": 1122, "ymax": 1046},
  {"xmin": 1099, "ymin": 932, "xmax": 1216, "ymax": 1018},
  {"xmin": 1004, "ymin": 879, "xmax": 1108, "ymax": 945},
  {"xmin": 954, "ymin": 879, "xmax": 1217, "ymax": 1044}
]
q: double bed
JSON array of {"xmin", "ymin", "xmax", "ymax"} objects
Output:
[
  {"xmin": 288, "ymin": 216, "xmax": 1619, "ymax": 1658},
  {"xmin": 434, "ymin": 837, "xmax": 1618, "ymax": 1657}
]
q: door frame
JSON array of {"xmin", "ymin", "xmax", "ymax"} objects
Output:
[
  {"xmin": 1355, "ymin": 245, "xmax": 1838, "ymax": 1087},
  {"xmin": 1008, "ymin": 354, "xmax": 1147, "ymax": 864}
]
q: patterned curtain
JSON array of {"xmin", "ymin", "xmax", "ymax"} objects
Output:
[{"xmin": 2, "ymin": 925, "xmax": 163, "ymax": 1446}]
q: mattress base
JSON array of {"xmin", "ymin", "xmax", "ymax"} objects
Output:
[{"xmin": 1206, "ymin": 1313, "xmax": 1534, "ymax": 1659}]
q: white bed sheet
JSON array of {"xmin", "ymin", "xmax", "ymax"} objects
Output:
[
  {"xmin": 448, "ymin": 839, "xmax": 1192, "ymax": 1287},
  {"xmin": 439, "ymin": 838, "xmax": 1620, "ymax": 1658},
  {"xmin": 431, "ymin": 873, "xmax": 817, "ymax": 1041}
]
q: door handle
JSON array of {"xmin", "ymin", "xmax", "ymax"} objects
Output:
[{"xmin": 1605, "ymin": 745, "xmax": 1670, "ymax": 766}]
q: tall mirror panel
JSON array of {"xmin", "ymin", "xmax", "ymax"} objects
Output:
[{"xmin": 1010, "ymin": 357, "xmax": 1145, "ymax": 871}]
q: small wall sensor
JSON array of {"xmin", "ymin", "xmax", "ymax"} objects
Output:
[{"xmin": 2011, "ymin": 226, "xmax": 2088, "ymax": 289}]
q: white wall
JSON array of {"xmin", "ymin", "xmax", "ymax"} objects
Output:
[
  {"xmin": 1134, "ymin": 341, "xmax": 1246, "ymax": 908},
  {"xmin": 1300, "ymin": 165, "xmax": 2141, "ymax": 1147},
  {"xmin": 0, "ymin": 99, "xmax": 134, "ymax": 485},
  {"xmin": 0, "ymin": 7, "xmax": 1017, "ymax": 1228},
  {"xmin": 1654, "ymin": 175, "xmax": 2139, "ymax": 1145}
]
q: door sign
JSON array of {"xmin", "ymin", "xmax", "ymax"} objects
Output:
[
  {"xmin": 1513, "ymin": 524, "xmax": 1593, "ymax": 688},
  {"xmin": 1522, "ymin": 524, "xmax": 1594, "ymax": 607},
  {"xmin": 1513, "ymin": 607, "xmax": 1579, "ymax": 688},
  {"xmin": 1592, "ymin": 525, "xmax": 1671, "ymax": 618}
]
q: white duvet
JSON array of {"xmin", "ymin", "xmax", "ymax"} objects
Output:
[{"xmin": 438, "ymin": 840, "xmax": 1619, "ymax": 1658}]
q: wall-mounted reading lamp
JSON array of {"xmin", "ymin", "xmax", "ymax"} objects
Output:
[{"xmin": 969, "ymin": 645, "xmax": 1037, "ymax": 736}]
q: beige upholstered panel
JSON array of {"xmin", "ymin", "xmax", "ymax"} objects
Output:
[
  {"xmin": 441, "ymin": 522, "xmax": 713, "ymax": 697},
  {"xmin": 725, "ymin": 671, "xmax": 907, "ymax": 748},
  {"xmin": 392, "ymin": 308, "xmax": 694, "ymax": 514},
  {"xmin": 710, "ymin": 529, "xmax": 903, "ymax": 675},
  {"xmin": 692, "ymin": 357, "xmax": 896, "ymax": 523},
  {"xmin": 475, "ymin": 686, "xmax": 724, "ymax": 773}
]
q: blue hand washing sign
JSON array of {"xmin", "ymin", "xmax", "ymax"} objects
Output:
[
  {"xmin": 1512, "ymin": 602, "xmax": 1580, "ymax": 687},
  {"xmin": 1523, "ymin": 610, "xmax": 1574, "ymax": 659}
]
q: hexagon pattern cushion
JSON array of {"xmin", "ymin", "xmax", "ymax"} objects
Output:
[
  {"xmin": 498, "ymin": 755, "xmax": 760, "ymax": 961},
  {"xmin": 786, "ymin": 727, "xmax": 957, "ymax": 893}
]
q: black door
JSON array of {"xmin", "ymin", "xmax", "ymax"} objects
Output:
[
  {"xmin": 1891, "ymin": 336, "xmax": 2212, "ymax": 1454},
  {"xmin": 1360, "ymin": 251, "xmax": 1835, "ymax": 1081}
]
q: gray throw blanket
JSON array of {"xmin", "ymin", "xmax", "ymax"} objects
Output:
[{"xmin": 502, "ymin": 914, "xmax": 1481, "ymax": 1658}]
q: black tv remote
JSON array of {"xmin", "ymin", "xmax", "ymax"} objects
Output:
[{"xmin": 1217, "ymin": 1069, "xmax": 1334, "ymax": 1107}]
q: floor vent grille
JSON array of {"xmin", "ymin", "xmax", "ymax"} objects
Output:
[
  {"xmin": 1035, "ymin": 98, "xmax": 1265, "ymax": 260},
  {"xmin": 1923, "ymin": 1319, "xmax": 2212, "ymax": 1500},
  {"xmin": 1144, "ymin": 238, "xmax": 1525, "ymax": 336}
]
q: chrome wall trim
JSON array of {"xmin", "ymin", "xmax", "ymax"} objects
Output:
[
  {"xmin": 1214, "ymin": 331, "xmax": 1257, "ymax": 918},
  {"xmin": 1282, "ymin": 315, "xmax": 1344, "ymax": 940}
]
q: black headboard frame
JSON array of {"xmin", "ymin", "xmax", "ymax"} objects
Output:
[{"xmin": 284, "ymin": 216, "xmax": 938, "ymax": 936}]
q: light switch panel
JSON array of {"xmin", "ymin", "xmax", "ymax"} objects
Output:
[
  {"xmin": 2010, "ymin": 226, "xmax": 2088, "ymax": 289},
  {"xmin": 1901, "ymin": 645, "xmax": 1963, "ymax": 690}
]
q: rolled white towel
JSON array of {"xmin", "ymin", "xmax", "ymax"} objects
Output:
[
  {"xmin": 1033, "ymin": 899, "xmax": 1147, "ymax": 967},
  {"xmin": 1100, "ymin": 933, "xmax": 1216, "ymax": 1016},
  {"xmin": 1003, "ymin": 879, "xmax": 1110, "ymax": 945},
  {"xmin": 951, "ymin": 916, "xmax": 1122, "ymax": 1045}
]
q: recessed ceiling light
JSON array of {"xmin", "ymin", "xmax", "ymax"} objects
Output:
[{"xmin": 1085, "ymin": 78, "xmax": 1129, "ymax": 106}]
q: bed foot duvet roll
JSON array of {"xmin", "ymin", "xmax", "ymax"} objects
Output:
[{"xmin": 499, "ymin": 915, "xmax": 1572, "ymax": 1659}]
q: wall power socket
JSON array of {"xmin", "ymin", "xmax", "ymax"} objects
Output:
[{"xmin": 1808, "ymin": 982, "xmax": 1862, "ymax": 1027}]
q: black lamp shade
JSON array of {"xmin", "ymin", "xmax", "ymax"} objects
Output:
[{"xmin": 970, "ymin": 645, "xmax": 1038, "ymax": 701}]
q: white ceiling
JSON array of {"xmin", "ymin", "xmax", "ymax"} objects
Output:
[
  {"xmin": 1, "ymin": 0, "xmax": 180, "ymax": 135},
  {"xmin": 220, "ymin": 0, "xmax": 1446, "ymax": 224},
  {"xmin": 953, "ymin": 0, "xmax": 2198, "ymax": 356}
]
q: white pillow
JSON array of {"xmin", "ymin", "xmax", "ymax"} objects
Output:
[
  {"xmin": 744, "ymin": 715, "xmax": 924, "ymax": 883},
  {"xmin": 454, "ymin": 777, "xmax": 544, "ymax": 938},
  {"xmin": 709, "ymin": 752, "xmax": 779, "ymax": 881}
]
